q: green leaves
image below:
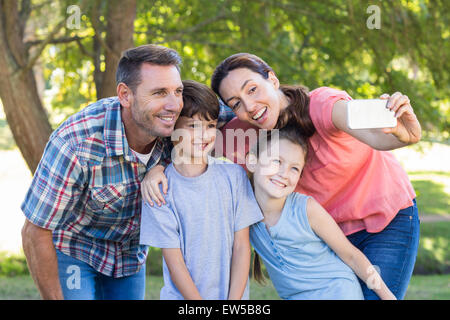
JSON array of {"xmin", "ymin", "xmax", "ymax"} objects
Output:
[{"xmin": 28, "ymin": 0, "xmax": 449, "ymax": 137}]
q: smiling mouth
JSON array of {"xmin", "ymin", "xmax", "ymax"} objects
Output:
[
  {"xmin": 252, "ymin": 107, "xmax": 267, "ymax": 121},
  {"xmin": 193, "ymin": 142, "xmax": 211, "ymax": 151},
  {"xmin": 157, "ymin": 114, "xmax": 176, "ymax": 123},
  {"xmin": 270, "ymin": 178, "xmax": 287, "ymax": 188}
]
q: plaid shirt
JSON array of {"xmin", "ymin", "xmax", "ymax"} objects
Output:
[
  {"xmin": 21, "ymin": 97, "xmax": 171, "ymax": 278},
  {"xmin": 218, "ymin": 98, "xmax": 235, "ymax": 128}
]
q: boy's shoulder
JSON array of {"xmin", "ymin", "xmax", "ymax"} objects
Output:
[
  {"xmin": 209, "ymin": 156, "xmax": 243, "ymax": 167},
  {"xmin": 208, "ymin": 156, "xmax": 248, "ymax": 179},
  {"xmin": 209, "ymin": 156, "xmax": 235, "ymax": 166}
]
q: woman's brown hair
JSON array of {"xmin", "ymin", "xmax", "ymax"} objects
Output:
[{"xmin": 211, "ymin": 53, "xmax": 315, "ymax": 138}]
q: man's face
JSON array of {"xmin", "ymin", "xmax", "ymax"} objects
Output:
[{"xmin": 130, "ymin": 63, "xmax": 184, "ymax": 138}]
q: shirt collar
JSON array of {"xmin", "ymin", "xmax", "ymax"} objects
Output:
[
  {"xmin": 103, "ymin": 97, "xmax": 166, "ymax": 165},
  {"xmin": 103, "ymin": 97, "xmax": 126, "ymax": 158}
]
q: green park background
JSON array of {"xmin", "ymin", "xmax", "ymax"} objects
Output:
[{"xmin": 0, "ymin": 0, "xmax": 448, "ymax": 299}]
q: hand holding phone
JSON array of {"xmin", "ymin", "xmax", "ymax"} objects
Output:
[{"xmin": 347, "ymin": 99, "xmax": 397, "ymax": 129}]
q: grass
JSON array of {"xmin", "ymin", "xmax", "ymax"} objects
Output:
[
  {"xmin": 415, "ymin": 222, "xmax": 450, "ymax": 274},
  {"xmin": 404, "ymin": 275, "xmax": 450, "ymax": 299},
  {"xmin": 0, "ymin": 276, "xmax": 41, "ymax": 300},
  {"xmin": 144, "ymin": 276, "xmax": 281, "ymax": 300},
  {"xmin": 409, "ymin": 171, "xmax": 450, "ymax": 216},
  {"xmin": 0, "ymin": 274, "xmax": 448, "ymax": 300},
  {"xmin": 5, "ymin": 222, "xmax": 447, "ymax": 278}
]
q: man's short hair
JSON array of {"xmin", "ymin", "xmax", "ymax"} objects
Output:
[
  {"xmin": 181, "ymin": 80, "xmax": 220, "ymax": 121},
  {"xmin": 116, "ymin": 44, "xmax": 182, "ymax": 92}
]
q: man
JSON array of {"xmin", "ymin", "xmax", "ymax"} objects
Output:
[{"xmin": 21, "ymin": 44, "xmax": 184, "ymax": 300}]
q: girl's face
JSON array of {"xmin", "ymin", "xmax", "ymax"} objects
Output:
[
  {"xmin": 249, "ymin": 139, "xmax": 305, "ymax": 199},
  {"xmin": 218, "ymin": 68, "xmax": 286, "ymax": 130}
]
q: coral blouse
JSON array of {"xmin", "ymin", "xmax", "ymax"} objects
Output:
[{"xmin": 219, "ymin": 87, "xmax": 416, "ymax": 235}]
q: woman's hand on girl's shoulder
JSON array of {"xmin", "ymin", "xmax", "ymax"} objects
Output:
[{"xmin": 141, "ymin": 164, "xmax": 168, "ymax": 207}]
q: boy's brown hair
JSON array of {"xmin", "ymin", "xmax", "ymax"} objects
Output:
[{"xmin": 181, "ymin": 80, "xmax": 220, "ymax": 121}]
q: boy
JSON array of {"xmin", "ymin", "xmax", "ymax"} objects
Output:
[{"xmin": 139, "ymin": 80, "xmax": 263, "ymax": 299}]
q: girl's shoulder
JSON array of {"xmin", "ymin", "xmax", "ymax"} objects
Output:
[
  {"xmin": 279, "ymin": 192, "xmax": 318, "ymax": 238},
  {"xmin": 287, "ymin": 192, "xmax": 310, "ymax": 205},
  {"xmin": 209, "ymin": 156, "xmax": 247, "ymax": 181},
  {"xmin": 285, "ymin": 192, "xmax": 312, "ymax": 223}
]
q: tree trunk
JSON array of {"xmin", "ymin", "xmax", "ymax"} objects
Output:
[
  {"xmin": 96, "ymin": 0, "xmax": 136, "ymax": 99},
  {"xmin": 0, "ymin": 0, "xmax": 137, "ymax": 172},
  {"xmin": 0, "ymin": 1, "xmax": 52, "ymax": 173}
]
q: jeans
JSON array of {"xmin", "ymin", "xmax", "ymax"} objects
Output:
[
  {"xmin": 347, "ymin": 199, "xmax": 420, "ymax": 300},
  {"xmin": 56, "ymin": 250, "xmax": 146, "ymax": 300}
]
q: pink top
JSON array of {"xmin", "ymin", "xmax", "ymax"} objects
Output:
[{"xmin": 219, "ymin": 87, "xmax": 416, "ymax": 235}]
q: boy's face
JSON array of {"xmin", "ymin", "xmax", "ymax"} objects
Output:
[{"xmin": 172, "ymin": 114, "xmax": 218, "ymax": 163}]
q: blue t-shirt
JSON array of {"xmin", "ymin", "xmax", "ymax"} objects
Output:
[
  {"xmin": 140, "ymin": 157, "xmax": 263, "ymax": 300},
  {"xmin": 250, "ymin": 192, "xmax": 364, "ymax": 300}
]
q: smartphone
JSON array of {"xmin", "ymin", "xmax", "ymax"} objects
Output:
[{"xmin": 347, "ymin": 99, "xmax": 397, "ymax": 129}]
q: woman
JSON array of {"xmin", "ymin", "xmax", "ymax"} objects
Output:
[{"xmin": 209, "ymin": 52, "xmax": 421, "ymax": 300}]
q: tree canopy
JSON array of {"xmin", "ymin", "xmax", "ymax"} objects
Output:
[{"xmin": 0, "ymin": 0, "xmax": 448, "ymax": 171}]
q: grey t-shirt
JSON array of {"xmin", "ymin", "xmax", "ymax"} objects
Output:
[{"xmin": 139, "ymin": 157, "xmax": 263, "ymax": 300}]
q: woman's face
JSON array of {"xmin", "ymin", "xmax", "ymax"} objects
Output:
[{"xmin": 218, "ymin": 68, "xmax": 286, "ymax": 129}]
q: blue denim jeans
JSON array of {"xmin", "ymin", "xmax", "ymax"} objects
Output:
[
  {"xmin": 56, "ymin": 250, "xmax": 146, "ymax": 300},
  {"xmin": 347, "ymin": 199, "xmax": 420, "ymax": 300}
]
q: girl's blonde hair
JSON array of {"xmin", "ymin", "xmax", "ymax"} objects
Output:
[{"xmin": 247, "ymin": 124, "xmax": 309, "ymax": 284}]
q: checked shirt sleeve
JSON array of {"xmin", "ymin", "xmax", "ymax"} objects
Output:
[
  {"xmin": 217, "ymin": 98, "xmax": 235, "ymax": 128},
  {"xmin": 157, "ymin": 137, "xmax": 173, "ymax": 168},
  {"xmin": 21, "ymin": 135, "xmax": 86, "ymax": 230}
]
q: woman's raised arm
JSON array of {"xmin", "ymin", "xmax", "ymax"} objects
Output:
[{"xmin": 332, "ymin": 92, "xmax": 421, "ymax": 151}]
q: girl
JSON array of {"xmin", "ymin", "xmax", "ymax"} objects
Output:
[{"xmin": 246, "ymin": 125, "xmax": 396, "ymax": 300}]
